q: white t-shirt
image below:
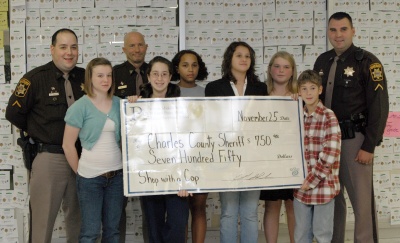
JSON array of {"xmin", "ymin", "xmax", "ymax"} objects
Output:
[{"xmin": 78, "ymin": 118, "xmax": 122, "ymax": 178}]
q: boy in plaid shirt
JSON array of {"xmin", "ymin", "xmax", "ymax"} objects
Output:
[{"xmin": 294, "ymin": 70, "xmax": 341, "ymax": 243}]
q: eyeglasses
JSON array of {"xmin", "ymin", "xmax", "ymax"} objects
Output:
[{"xmin": 150, "ymin": 72, "xmax": 170, "ymax": 79}]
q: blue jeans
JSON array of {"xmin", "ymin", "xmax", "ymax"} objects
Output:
[
  {"xmin": 76, "ymin": 172, "xmax": 124, "ymax": 243},
  {"xmin": 219, "ymin": 190, "xmax": 260, "ymax": 243},
  {"xmin": 141, "ymin": 195, "xmax": 189, "ymax": 243},
  {"xmin": 294, "ymin": 198, "xmax": 335, "ymax": 243}
]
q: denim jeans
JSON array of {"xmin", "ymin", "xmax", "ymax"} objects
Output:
[
  {"xmin": 76, "ymin": 172, "xmax": 124, "ymax": 243},
  {"xmin": 219, "ymin": 190, "xmax": 260, "ymax": 243},
  {"xmin": 141, "ymin": 194, "xmax": 189, "ymax": 243},
  {"xmin": 294, "ymin": 198, "xmax": 335, "ymax": 243}
]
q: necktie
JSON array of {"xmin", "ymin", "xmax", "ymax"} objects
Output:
[
  {"xmin": 135, "ymin": 68, "xmax": 143, "ymax": 95},
  {"xmin": 324, "ymin": 56, "xmax": 339, "ymax": 109},
  {"xmin": 64, "ymin": 74, "xmax": 75, "ymax": 107}
]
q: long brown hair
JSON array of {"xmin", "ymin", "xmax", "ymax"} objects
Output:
[{"xmin": 84, "ymin": 58, "xmax": 114, "ymax": 98}]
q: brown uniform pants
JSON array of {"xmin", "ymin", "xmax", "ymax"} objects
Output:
[
  {"xmin": 29, "ymin": 152, "xmax": 80, "ymax": 243},
  {"xmin": 332, "ymin": 132, "xmax": 379, "ymax": 243}
]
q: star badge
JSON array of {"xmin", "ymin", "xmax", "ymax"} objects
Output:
[
  {"xmin": 372, "ymin": 68, "xmax": 383, "ymax": 81},
  {"xmin": 344, "ymin": 67, "xmax": 355, "ymax": 77},
  {"xmin": 15, "ymin": 83, "xmax": 27, "ymax": 96}
]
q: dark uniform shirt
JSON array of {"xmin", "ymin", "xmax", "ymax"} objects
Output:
[
  {"xmin": 313, "ymin": 44, "xmax": 389, "ymax": 153},
  {"xmin": 5, "ymin": 61, "xmax": 85, "ymax": 145},
  {"xmin": 113, "ymin": 61, "xmax": 149, "ymax": 98}
]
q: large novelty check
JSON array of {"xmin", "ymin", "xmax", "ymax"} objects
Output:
[{"xmin": 121, "ymin": 96, "xmax": 306, "ymax": 196}]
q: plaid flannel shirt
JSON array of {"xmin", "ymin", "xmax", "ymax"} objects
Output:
[{"xmin": 294, "ymin": 101, "xmax": 341, "ymax": 205}]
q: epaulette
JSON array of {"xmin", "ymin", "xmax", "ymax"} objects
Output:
[
  {"xmin": 355, "ymin": 48, "xmax": 364, "ymax": 62},
  {"xmin": 24, "ymin": 62, "xmax": 53, "ymax": 79},
  {"xmin": 113, "ymin": 61, "xmax": 127, "ymax": 70}
]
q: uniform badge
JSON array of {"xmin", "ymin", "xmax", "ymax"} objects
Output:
[
  {"xmin": 81, "ymin": 83, "xmax": 85, "ymax": 91},
  {"xmin": 344, "ymin": 67, "xmax": 355, "ymax": 77},
  {"xmin": 318, "ymin": 69, "xmax": 324, "ymax": 76},
  {"xmin": 369, "ymin": 63, "xmax": 384, "ymax": 82},
  {"xmin": 118, "ymin": 81, "xmax": 127, "ymax": 90},
  {"xmin": 14, "ymin": 78, "xmax": 31, "ymax": 97},
  {"xmin": 49, "ymin": 87, "xmax": 59, "ymax": 96}
]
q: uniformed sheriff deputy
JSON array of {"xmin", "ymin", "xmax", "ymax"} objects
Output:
[
  {"xmin": 113, "ymin": 31, "xmax": 149, "ymax": 98},
  {"xmin": 115, "ymin": 31, "xmax": 149, "ymax": 243},
  {"xmin": 6, "ymin": 28, "xmax": 84, "ymax": 243},
  {"xmin": 313, "ymin": 12, "xmax": 389, "ymax": 243}
]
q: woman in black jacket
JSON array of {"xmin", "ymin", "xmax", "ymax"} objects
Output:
[{"xmin": 205, "ymin": 41, "xmax": 267, "ymax": 243}]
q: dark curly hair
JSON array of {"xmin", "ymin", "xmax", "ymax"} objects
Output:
[
  {"xmin": 221, "ymin": 41, "xmax": 259, "ymax": 84},
  {"xmin": 171, "ymin": 50, "xmax": 208, "ymax": 81}
]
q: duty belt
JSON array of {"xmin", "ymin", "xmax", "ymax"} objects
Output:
[{"xmin": 37, "ymin": 143, "xmax": 64, "ymax": 154}]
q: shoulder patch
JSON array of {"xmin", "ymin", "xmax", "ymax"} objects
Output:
[
  {"xmin": 14, "ymin": 78, "xmax": 31, "ymax": 97},
  {"xmin": 369, "ymin": 63, "xmax": 384, "ymax": 82}
]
